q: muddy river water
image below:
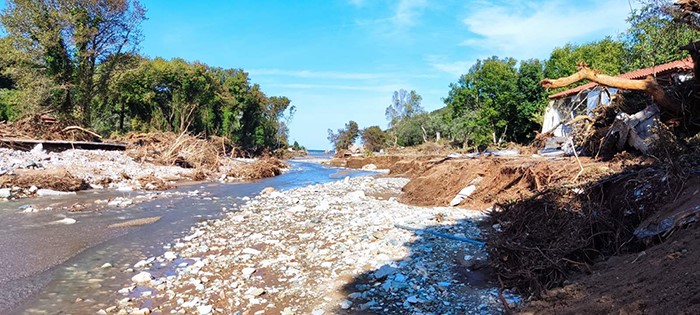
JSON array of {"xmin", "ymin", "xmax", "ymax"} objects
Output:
[{"xmin": 0, "ymin": 160, "xmax": 372, "ymax": 314}]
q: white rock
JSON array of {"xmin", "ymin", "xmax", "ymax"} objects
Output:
[
  {"xmin": 134, "ymin": 260, "xmax": 149, "ymax": 268},
  {"xmin": 54, "ymin": 218, "xmax": 77, "ymax": 225},
  {"xmin": 241, "ymin": 248, "xmax": 261, "ymax": 255},
  {"xmin": 19, "ymin": 205, "xmax": 36, "ymax": 213},
  {"xmin": 345, "ymin": 190, "xmax": 365, "ymax": 202},
  {"xmin": 0, "ymin": 188, "xmax": 11, "ymax": 198},
  {"xmin": 116, "ymin": 184, "xmax": 133, "ymax": 192},
  {"xmin": 341, "ymin": 300, "xmax": 353, "ymax": 309},
  {"xmin": 242, "ymin": 267, "xmax": 256, "ymax": 278},
  {"xmin": 163, "ymin": 251, "xmax": 177, "ymax": 261},
  {"xmin": 245, "ymin": 287, "xmax": 265, "ymax": 297},
  {"xmin": 361, "ymin": 163, "xmax": 377, "ymax": 170},
  {"xmin": 129, "ymin": 308, "xmax": 150, "ymax": 315},
  {"xmin": 131, "ymin": 271, "xmax": 153, "ymax": 284},
  {"xmin": 37, "ymin": 189, "xmax": 76, "ymax": 197},
  {"xmin": 30, "ymin": 144, "xmax": 47, "ymax": 157},
  {"xmin": 449, "ymin": 185, "xmax": 477, "ymax": 206},
  {"xmin": 260, "ymin": 187, "xmax": 276, "ymax": 195},
  {"xmin": 196, "ymin": 305, "xmax": 212, "ymax": 315},
  {"xmin": 28, "ymin": 185, "xmax": 38, "ymax": 193},
  {"xmin": 101, "ymin": 263, "xmax": 113, "ymax": 269}
]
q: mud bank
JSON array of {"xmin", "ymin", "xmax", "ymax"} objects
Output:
[{"xmin": 331, "ymin": 153, "xmax": 700, "ymax": 313}]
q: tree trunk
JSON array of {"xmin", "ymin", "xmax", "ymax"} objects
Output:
[
  {"xmin": 119, "ymin": 101, "xmax": 128, "ymax": 132},
  {"xmin": 540, "ymin": 64, "xmax": 681, "ymax": 115}
]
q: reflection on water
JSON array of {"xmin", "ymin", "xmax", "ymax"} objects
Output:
[{"xmin": 0, "ymin": 161, "xmax": 371, "ymax": 314}]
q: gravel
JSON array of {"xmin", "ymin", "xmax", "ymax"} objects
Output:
[
  {"xmin": 110, "ymin": 176, "xmax": 520, "ymax": 314},
  {"xmin": 0, "ymin": 146, "xmax": 193, "ymax": 200}
]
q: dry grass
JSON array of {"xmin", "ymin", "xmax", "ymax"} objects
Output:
[
  {"xmin": 114, "ymin": 132, "xmax": 224, "ymax": 171},
  {"xmin": 227, "ymin": 158, "xmax": 288, "ymax": 180}
]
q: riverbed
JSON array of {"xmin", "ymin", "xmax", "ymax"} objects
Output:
[{"xmin": 0, "ymin": 160, "xmax": 374, "ymax": 314}]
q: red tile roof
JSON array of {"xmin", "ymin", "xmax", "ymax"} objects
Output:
[{"xmin": 548, "ymin": 57, "xmax": 694, "ymax": 99}]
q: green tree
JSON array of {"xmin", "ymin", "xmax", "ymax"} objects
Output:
[
  {"xmin": 361, "ymin": 126, "xmax": 388, "ymax": 152},
  {"xmin": 446, "ymin": 56, "xmax": 519, "ymax": 144},
  {"xmin": 0, "ymin": 0, "xmax": 146, "ymax": 123},
  {"xmin": 514, "ymin": 59, "xmax": 548, "ymax": 142},
  {"xmin": 327, "ymin": 120, "xmax": 359, "ymax": 150},
  {"xmin": 624, "ymin": 0, "xmax": 697, "ymax": 70},
  {"xmin": 385, "ymin": 89, "xmax": 424, "ymax": 127},
  {"xmin": 544, "ymin": 37, "xmax": 626, "ymax": 81},
  {"xmin": 386, "ymin": 89, "xmax": 424, "ymax": 146}
]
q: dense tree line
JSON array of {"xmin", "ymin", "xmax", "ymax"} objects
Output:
[
  {"xmin": 329, "ymin": 0, "xmax": 698, "ymax": 152},
  {"xmin": 0, "ymin": 0, "xmax": 295, "ymax": 154}
]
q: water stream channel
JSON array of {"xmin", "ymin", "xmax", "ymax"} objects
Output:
[{"xmin": 0, "ymin": 159, "xmax": 373, "ymax": 314}]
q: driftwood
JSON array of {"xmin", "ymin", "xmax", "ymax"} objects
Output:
[
  {"xmin": 541, "ymin": 64, "xmax": 680, "ymax": 115},
  {"xmin": 62, "ymin": 126, "xmax": 102, "ymax": 140}
]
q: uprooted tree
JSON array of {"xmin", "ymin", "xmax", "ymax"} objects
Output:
[{"xmin": 539, "ymin": 0, "xmax": 700, "ymax": 160}]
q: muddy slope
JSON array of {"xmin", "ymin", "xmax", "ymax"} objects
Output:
[{"xmin": 399, "ymin": 157, "xmax": 616, "ymax": 210}]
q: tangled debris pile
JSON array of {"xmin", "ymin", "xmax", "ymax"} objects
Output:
[
  {"xmin": 487, "ymin": 166, "xmax": 679, "ymax": 296},
  {"xmin": 115, "ymin": 132, "xmax": 226, "ymax": 171},
  {"xmin": 110, "ymin": 177, "xmax": 518, "ymax": 315},
  {"xmin": 115, "ymin": 132, "xmax": 289, "ymax": 182},
  {"xmin": 0, "ymin": 114, "xmax": 101, "ymax": 142},
  {"xmin": 224, "ymin": 158, "xmax": 287, "ymax": 180}
]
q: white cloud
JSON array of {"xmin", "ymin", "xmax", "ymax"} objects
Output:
[
  {"xmin": 354, "ymin": 0, "xmax": 430, "ymax": 36},
  {"xmin": 393, "ymin": 0, "xmax": 429, "ymax": 27},
  {"xmin": 461, "ymin": 0, "xmax": 634, "ymax": 59},
  {"xmin": 426, "ymin": 55, "xmax": 472, "ymax": 77}
]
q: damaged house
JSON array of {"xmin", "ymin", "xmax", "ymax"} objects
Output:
[{"xmin": 541, "ymin": 57, "xmax": 695, "ymax": 141}]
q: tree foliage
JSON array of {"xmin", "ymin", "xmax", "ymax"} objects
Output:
[
  {"xmin": 327, "ymin": 120, "xmax": 359, "ymax": 150},
  {"xmin": 625, "ymin": 0, "xmax": 697, "ymax": 69},
  {"xmin": 385, "ymin": 89, "xmax": 424, "ymax": 128},
  {"xmin": 0, "ymin": 1, "xmax": 295, "ymax": 155},
  {"xmin": 0, "ymin": 0, "xmax": 146, "ymax": 123},
  {"xmin": 361, "ymin": 126, "xmax": 387, "ymax": 152},
  {"xmin": 543, "ymin": 38, "xmax": 627, "ymax": 87},
  {"xmin": 445, "ymin": 56, "xmax": 546, "ymax": 145}
]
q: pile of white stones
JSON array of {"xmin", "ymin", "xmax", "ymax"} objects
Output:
[{"xmin": 111, "ymin": 176, "xmax": 519, "ymax": 315}]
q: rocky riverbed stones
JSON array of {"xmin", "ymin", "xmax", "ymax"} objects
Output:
[
  {"xmin": 111, "ymin": 176, "xmax": 518, "ymax": 314},
  {"xmin": 0, "ymin": 147, "xmax": 193, "ymax": 200}
]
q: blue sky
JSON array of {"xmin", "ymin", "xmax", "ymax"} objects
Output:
[{"xmin": 3, "ymin": 0, "xmax": 638, "ymax": 149}]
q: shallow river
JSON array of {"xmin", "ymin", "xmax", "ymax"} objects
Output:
[{"xmin": 0, "ymin": 159, "xmax": 372, "ymax": 314}]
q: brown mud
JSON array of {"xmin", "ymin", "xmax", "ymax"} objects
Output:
[{"xmin": 335, "ymin": 153, "xmax": 699, "ymax": 314}]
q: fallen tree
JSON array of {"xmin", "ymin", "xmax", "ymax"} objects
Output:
[
  {"xmin": 536, "ymin": 1, "xmax": 700, "ymax": 160},
  {"xmin": 541, "ymin": 63, "xmax": 680, "ymax": 115}
]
